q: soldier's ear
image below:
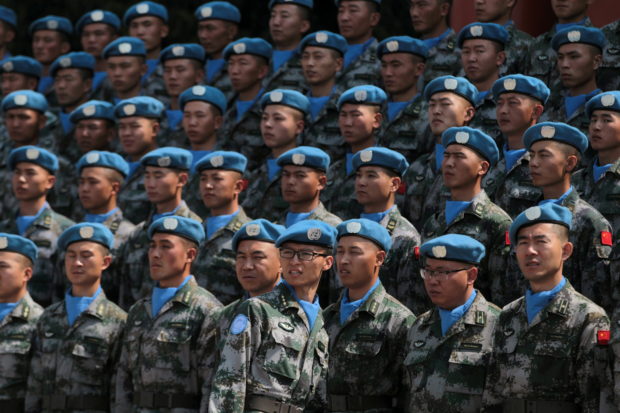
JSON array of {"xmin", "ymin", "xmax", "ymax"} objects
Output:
[
  {"xmin": 317, "ymin": 173, "xmax": 327, "ymax": 190},
  {"xmin": 389, "ymin": 176, "xmax": 401, "ymax": 193},
  {"xmin": 160, "ymin": 24, "xmax": 170, "ymax": 40},
  {"xmin": 496, "ymin": 50, "xmax": 506, "ymax": 67},
  {"xmin": 467, "ymin": 267, "xmax": 478, "ymax": 285},
  {"xmin": 478, "ymin": 160, "xmax": 490, "ymax": 176},
  {"xmin": 376, "ymin": 250, "xmax": 386, "ymax": 267},
  {"xmin": 561, "ymin": 241, "xmax": 573, "ymax": 262},
  {"xmin": 102, "ymin": 254, "xmax": 113, "ymax": 271},
  {"xmin": 22, "ymin": 266, "xmax": 33, "ymax": 283},
  {"xmin": 464, "ymin": 106, "xmax": 475, "ymax": 123},
  {"xmin": 335, "ymin": 56, "xmax": 344, "ymax": 72}
]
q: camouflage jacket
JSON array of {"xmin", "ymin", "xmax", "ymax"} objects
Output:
[
  {"xmin": 470, "ymin": 91, "xmax": 502, "ymax": 147},
  {"xmin": 276, "ymin": 202, "xmax": 343, "ymax": 228},
  {"xmin": 403, "ymin": 291, "xmax": 499, "ymax": 413},
  {"xmin": 402, "ymin": 150, "xmax": 437, "ymax": 229},
  {"xmin": 322, "ymin": 158, "xmax": 363, "ymax": 221},
  {"xmin": 142, "ymin": 62, "xmax": 170, "ymax": 107},
  {"xmin": 337, "ymin": 39, "xmax": 381, "ymax": 90},
  {"xmin": 0, "ymin": 293, "xmax": 43, "ymax": 403},
  {"xmin": 207, "ymin": 61, "xmax": 234, "ymax": 103},
  {"xmin": 117, "ymin": 166, "xmax": 151, "ymax": 225},
  {"xmin": 599, "ymin": 20, "xmax": 620, "ymax": 91},
  {"xmin": 264, "ymin": 52, "xmax": 307, "ymax": 93},
  {"xmin": 158, "ymin": 113, "xmax": 189, "ymax": 148},
  {"xmin": 115, "ymin": 277, "xmax": 222, "ymax": 413},
  {"xmin": 502, "ymin": 23, "xmax": 533, "ymax": 77},
  {"xmin": 420, "ymin": 30, "xmax": 461, "ymax": 87},
  {"xmin": 482, "ymin": 281, "xmax": 614, "ymax": 412},
  {"xmin": 241, "ymin": 161, "xmax": 288, "ymax": 223},
  {"xmin": 184, "ymin": 171, "xmax": 210, "ymax": 219},
  {"xmin": 208, "ymin": 283, "xmax": 329, "ymax": 412},
  {"xmin": 193, "ymin": 207, "xmax": 252, "ymax": 305},
  {"xmin": 323, "ymin": 283, "xmax": 415, "ymax": 413},
  {"xmin": 25, "ymin": 291, "xmax": 127, "ymax": 413},
  {"xmin": 540, "ymin": 88, "xmax": 595, "ymax": 135},
  {"xmin": 301, "ymin": 89, "xmax": 346, "ymax": 163},
  {"xmin": 609, "ymin": 239, "xmax": 620, "ymax": 407}
]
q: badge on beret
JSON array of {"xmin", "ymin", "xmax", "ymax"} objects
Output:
[
  {"xmin": 386, "ymin": 41, "xmax": 399, "ymax": 52},
  {"xmin": 47, "ymin": 20, "xmax": 59, "ymax": 30},
  {"xmin": 455, "ymin": 131, "xmax": 469, "ymax": 144},
  {"xmin": 3, "ymin": 61, "xmax": 12, "ymax": 71},
  {"xmin": 172, "ymin": 46, "xmax": 185, "ymax": 56},
  {"xmin": 79, "ymin": 226, "xmax": 94, "ymax": 239},
  {"xmin": 567, "ymin": 30, "xmax": 581, "ymax": 42},
  {"xmin": 270, "ymin": 91, "xmax": 283, "ymax": 103},
  {"xmin": 192, "ymin": 85, "xmax": 206, "ymax": 96},
  {"xmin": 137, "ymin": 3, "xmax": 150, "ymax": 14},
  {"xmin": 601, "ymin": 94, "xmax": 615, "ymax": 107},
  {"xmin": 82, "ymin": 105, "xmax": 96, "ymax": 116},
  {"xmin": 123, "ymin": 104, "xmax": 136, "ymax": 116},
  {"xmin": 346, "ymin": 221, "xmax": 361, "ymax": 233},
  {"xmin": 245, "ymin": 224, "xmax": 261, "ymax": 236},
  {"xmin": 503, "ymin": 78, "xmax": 516, "ymax": 91},
  {"xmin": 233, "ymin": 43, "xmax": 246, "ymax": 54},
  {"xmin": 163, "ymin": 217, "xmax": 178, "ymax": 230},
  {"xmin": 354, "ymin": 90, "xmax": 367, "ymax": 102},
  {"xmin": 540, "ymin": 125, "xmax": 555, "ymax": 138},
  {"xmin": 360, "ymin": 150, "xmax": 373, "ymax": 162},
  {"xmin": 315, "ymin": 32, "xmax": 328, "ymax": 43},
  {"xmin": 157, "ymin": 156, "xmax": 171, "ymax": 167},
  {"xmin": 444, "ymin": 78, "xmax": 458, "ymax": 90},
  {"xmin": 230, "ymin": 314, "xmax": 248, "ymax": 335},
  {"xmin": 118, "ymin": 42, "xmax": 132, "ymax": 54},
  {"xmin": 0, "ymin": 237, "xmax": 7, "ymax": 249},
  {"xmin": 86, "ymin": 152, "xmax": 100, "ymax": 163},
  {"xmin": 292, "ymin": 153, "xmax": 305, "ymax": 165},
  {"xmin": 307, "ymin": 228, "xmax": 322, "ymax": 240},
  {"xmin": 210, "ymin": 155, "xmax": 224, "ymax": 167},
  {"xmin": 14, "ymin": 94, "xmax": 28, "ymax": 106},
  {"xmin": 201, "ymin": 7, "xmax": 213, "ymax": 18},
  {"xmin": 60, "ymin": 57, "xmax": 71, "ymax": 68},
  {"xmin": 525, "ymin": 206, "xmax": 542, "ymax": 220},
  {"xmin": 91, "ymin": 10, "xmax": 104, "ymax": 21},
  {"xmin": 431, "ymin": 245, "xmax": 447, "ymax": 258},
  {"xmin": 469, "ymin": 25, "xmax": 483, "ymax": 37},
  {"xmin": 26, "ymin": 148, "xmax": 39, "ymax": 160}
]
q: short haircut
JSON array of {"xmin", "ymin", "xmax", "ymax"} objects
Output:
[{"xmin": 550, "ymin": 224, "xmax": 570, "ymax": 243}]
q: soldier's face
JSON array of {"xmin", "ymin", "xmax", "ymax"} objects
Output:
[
  {"xmin": 261, "ymin": 105, "xmax": 303, "ymax": 150},
  {"xmin": 182, "ymin": 101, "xmax": 222, "ymax": 146},
  {"xmin": 515, "ymin": 223, "xmax": 572, "ymax": 283},
  {"xmin": 355, "ymin": 166, "xmax": 399, "ymax": 207},
  {"xmin": 81, "ymin": 23, "xmax": 117, "ymax": 58},
  {"xmin": 409, "ymin": 0, "xmax": 449, "ymax": 36},
  {"xmin": 12, "ymin": 162, "xmax": 55, "ymax": 201},
  {"xmin": 144, "ymin": 166, "xmax": 185, "ymax": 205},
  {"xmin": 551, "ymin": 0, "xmax": 591, "ymax": 21},
  {"xmin": 75, "ymin": 119, "xmax": 115, "ymax": 153},
  {"xmin": 118, "ymin": 117, "xmax": 158, "ymax": 158},
  {"xmin": 79, "ymin": 167, "xmax": 117, "ymax": 212},
  {"xmin": 148, "ymin": 233, "xmax": 195, "ymax": 286},
  {"xmin": 301, "ymin": 47, "xmax": 343, "ymax": 87},
  {"xmin": 442, "ymin": 144, "xmax": 489, "ymax": 189},
  {"xmin": 199, "ymin": 169, "xmax": 242, "ymax": 210},
  {"xmin": 280, "ymin": 241, "xmax": 333, "ymax": 292},
  {"xmin": 0, "ymin": 252, "xmax": 31, "ymax": 303},
  {"xmin": 269, "ymin": 4, "xmax": 309, "ymax": 48},
  {"xmin": 197, "ymin": 20, "xmax": 237, "ymax": 56},
  {"xmin": 163, "ymin": 59, "xmax": 203, "ymax": 98},
  {"xmin": 461, "ymin": 39, "xmax": 504, "ymax": 84},
  {"xmin": 423, "ymin": 257, "xmax": 475, "ymax": 309},
  {"xmin": 65, "ymin": 241, "xmax": 110, "ymax": 289},
  {"xmin": 235, "ymin": 240, "xmax": 281, "ymax": 297},
  {"xmin": 589, "ymin": 110, "xmax": 620, "ymax": 153},
  {"xmin": 428, "ymin": 92, "xmax": 475, "ymax": 137},
  {"xmin": 53, "ymin": 68, "xmax": 92, "ymax": 110},
  {"xmin": 380, "ymin": 54, "xmax": 423, "ymax": 96},
  {"xmin": 128, "ymin": 16, "xmax": 168, "ymax": 52},
  {"xmin": 529, "ymin": 141, "xmax": 577, "ymax": 187},
  {"xmin": 32, "ymin": 30, "xmax": 69, "ymax": 65},
  {"xmin": 227, "ymin": 55, "xmax": 268, "ymax": 93},
  {"xmin": 337, "ymin": 1, "xmax": 379, "ymax": 43},
  {"xmin": 339, "ymin": 104, "xmax": 382, "ymax": 146},
  {"xmin": 557, "ymin": 44, "xmax": 600, "ymax": 90},
  {"xmin": 336, "ymin": 236, "xmax": 384, "ymax": 292},
  {"xmin": 496, "ymin": 93, "xmax": 540, "ymax": 137},
  {"xmin": 0, "ymin": 21, "xmax": 14, "ymax": 49},
  {"xmin": 5, "ymin": 109, "xmax": 45, "ymax": 145},
  {"xmin": 1, "ymin": 73, "xmax": 37, "ymax": 95},
  {"xmin": 474, "ymin": 0, "xmax": 513, "ymax": 22},
  {"xmin": 106, "ymin": 56, "xmax": 146, "ymax": 95},
  {"xmin": 281, "ymin": 165, "xmax": 325, "ymax": 205}
]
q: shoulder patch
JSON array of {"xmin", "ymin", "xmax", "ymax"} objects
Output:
[
  {"xmin": 475, "ymin": 310, "xmax": 486, "ymax": 325},
  {"xmin": 601, "ymin": 231, "xmax": 612, "ymax": 246},
  {"xmin": 505, "ymin": 231, "xmax": 511, "ymax": 245},
  {"xmin": 230, "ymin": 314, "xmax": 248, "ymax": 335},
  {"xmin": 598, "ymin": 330, "xmax": 610, "ymax": 345}
]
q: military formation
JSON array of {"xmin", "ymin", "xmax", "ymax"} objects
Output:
[{"xmin": 0, "ymin": 0, "xmax": 619, "ymax": 411}]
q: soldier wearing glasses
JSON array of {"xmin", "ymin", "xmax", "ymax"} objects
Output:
[{"xmin": 402, "ymin": 234, "xmax": 499, "ymax": 412}]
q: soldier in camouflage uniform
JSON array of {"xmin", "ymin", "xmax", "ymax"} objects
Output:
[
  {"xmin": 115, "ymin": 216, "xmax": 222, "ymax": 412},
  {"xmin": 0, "ymin": 234, "xmax": 43, "ymax": 412},
  {"xmin": 403, "ymin": 234, "xmax": 499, "ymax": 412},
  {"xmin": 324, "ymin": 219, "xmax": 415, "ymax": 412},
  {"xmin": 99, "ymin": 37, "xmax": 150, "ymax": 104},
  {"xmin": 25, "ymin": 223, "xmax": 126, "ymax": 412},
  {"xmin": 599, "ymin": 19, "xmax": 620, "ymax": 91},
  {"xmin": 208, "ymin": 220, "xmax": 335, "ymax": 412},
  {"xmin": 610, "ymin": 236, "xmax": 620, "ymax": 407},
  {"xmin": 483, "ymin": 203, "xmax": 615, "ymax": 412}
]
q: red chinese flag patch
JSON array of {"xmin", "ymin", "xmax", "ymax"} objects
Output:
[
  {"xmin": 397, "ymin": 181, "xmax": 406, "ymax": 195},
  {"xmin": 505, "ymin": 231, "xmax": 511, "ymax": 245},
  {"xmin": 601, "ymin": 231, "xmax": 612, "ymax": 246},
  {"xmin": 414, "ymin": 246, "xmax": 420, "ymax": 260},
  {"xmin": 598, "ymin": 330, "xmax": 610, "ymax": 345}
]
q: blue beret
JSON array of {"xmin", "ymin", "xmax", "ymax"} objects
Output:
[
  {"xmin": 195, "ymin": 150, "xmax": 248, "ymax": 173},
  {"xmin": 8, "ymin": 146, "xmax": 59, "ymax": 173},
  {"xmin": 523, "ymin": 122, "xmax": 588, "ymax": 155},
  {"xmin": 148, "ymin": 216, "xmax": 205, "ymax": 245},
  {"xmin": 141, "ymin": 147, "xmax": 192, "ymax": 170},
  {"xmin": 457, "ymin": 22, "xmax": 509, "ymax": 48},
  {"xmin": 160, "ymin": 43, "xmax": 206, "ymax": 63},
  {"xmin": 77, "ymin": 151, "xmax": 130, "ymax": 177},
  {"xmin": 0, "ymin": 6, "xmax": 17, "ymax": 28},
  {"xmin": 260, "ymin": 89, "xmax": 311, "ymax": 115},
  {"xmin": 0, "ymin": 56, "xmax": 43, "ymax": 78},
  {"xmin": 179, "ymin": 85, "xmax": 227, "ymax": 114},
  {"xmin": 352, "ymin": 146, "xmax": 409, "ymax": 177},
  {"xmin": 2, "ymin": 90, "xmax": 48, "ymax": 113},
  {"xmin": 232, "ymin": 219, "xmax": 286, "ymax": 252},
  {"xmin": 195, "ymin": 1, "xmax": 241, "ymax": 23},
  {"xmin": 269, "ymin": 0, "xmax": 313, "ymax": 9},
  {"xmin": 223, "ymin": 37, "xmax": 273, "ymax": 61},
  {"xmin": 76, "ymin": 10, "xmax": 121, "ymax": 33},
  {"xmin": 586, "ymin": 91, "xmax": 620, "ymax": 117},
  {"xmin": 335, "ymin": 0, "xmax": 381, "ymax": 5},
  {"xmin": 509, "ymin": 203, "xmax": 572, "ymax": 245},
  {"xmin": 424, "ymin": 76, "xmax": 478, "ymax": 105},
  {"xmin": 275, "ymin": 219, "xmax": 338, "ymax": 248},
  {"xmin": 492, "ymin": 74, "xmax": 551, "ymax": 105},
  {"xmin": 277, "ymin": 146, "xmax": 330, "ymax": 171},
  {"xmin": 420, "ymin": 234, "xmax": 486, "ymax": 264},
  {"xmin": 300, "ymin": 31, "xmax": 348, "ymax": 56},
  {"xmin": 337, "ymin": 85, "xmax": 387, "ymax": 110},
  {"xmin": 50, "ymin": 52, "xmax": 96, "ymax": 77},
  {"xmin": 0, "ymin": 233, "xmax": 38, "ymax": 263},
  {"xmin": 442, "ymin": 126, "xmax": 499, "ymax": 167},
  {"xmin": 103, "ymin": 36, "xmax": 146, "ymax": 59},
  {"xmin": 378, "ymin": 36, "xmax": 428, "ymax": 59},
  {"xmin": 124, "ymin": 1, "xmax": 169, "ymax": 25},
  {"xmin": 552, "ymin": 26, "xmax": 606, "ymax": 51},
  {"xmin": 70, "ymin": 100, "xmax": 115, "ymax": 123},
  {"xmin": 29, "ymin": 16, "xmax": 73, "ymax": 37},
  {"xmin": 114, "ymin": 96, "xmax": 164, "ymax": 119},
  {"xmin": 336, "ymin": 218, "xmax": 392, "ymax": 251},
  {"xmin": 58, "ymin": 223, "xmax": 114, "ymax": 251}
]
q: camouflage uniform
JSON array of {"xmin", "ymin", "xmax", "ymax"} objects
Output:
[
  {"xmin": 0, "ymin": 293, "xmax": 43, "ymax": 411},
  {"xmin": 599, "ymin": 20, "xmax": 620, "ymax": 91},
  {"xmin": 184, "ymin": 172, "xmax": 210, "ymax": 219},
  {"xmin": 142, "ymin": 63, "xmax": 170, "ymax": 107},
  {"xmin": 277, "ymin": 202, "xmax": 343, "ymax": 228},
  {"xmin": 540, "ymin": 90, "xmax": 596, "ymax": 135},
  {"xmin": 420, "ymin": 30, "xmax": 461, "ymax": 87},
  {"xmin": 241, "ymin": 162, "xmax": 288, "ymax": 223},
  {"xmin": 403, "ymin": 291, "xmax": 499, "ymax": 413},
  {"xmin": 264, "ymin": 53, "xmax": 307, "ymax": 93},
  {"xmin": 158, "ymin": 114, "xmax": 188, "ymax": 148},
  {"xmin": 323, "ymin": 283, "xmax": 415, "ymax": 413},
  {"xmin": 193, "ymin": 208, "xmax": 251, "ymax": 305},
  {"xmin": 116, "ymin": 202, "xmax": 201, "ymax": 310},
  {"xmin": 207, "ymin": 63, "xmax": 234, "ymax": 103},
  {"xmin": 470, "ymin": 92, "xmax": 502, "ymax": 148},
  {"xmin": 208, "ymin": 283, "xmax": 329, "ymax": 412},
  {"xmin": 118, "ymin": 167, "xmax": 151, "ymax": 225},
  {"xmin": 25, "ymin": 291, "xmax": 127, "ymax": 413},
  {"xmin": 402, "ymin": 150, "xmax": 438, "ymax": 229},
  {"xmin": 482, "ymin": 281, "xmax": 615, "ymax": 412},
  {"xmin": 322, "ymin": 158, "xmax": 363, "ymax": 221},
  {"xmin": 502, "ymin": 23, "xmax": 533, "ymax": 76},
  {"xmin": 609, "ymin": 238, "xmax": 620, "ymax": 406},
  {"xmin": 337, "ymin": 39, "xmax": 381, "ymax": 90},
  {"xmin": 115, "ymin": 277, "xmax": 222, "ymax": 413},
  {"xmin": 301, "ymin": 90, "xmax": 345, "ymax": 163}
]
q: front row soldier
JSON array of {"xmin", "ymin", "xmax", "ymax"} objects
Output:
[
  {"xmin": 26, "ymin": 223, "xmax": 127, "ymax": 413},
  {"xmin": 483, "ymin": 203, "xmax": 615, "ymax": 411},
  {"xmin": 402, "ymin": 234, "xmax": 498, "ymax": 412},
  {"xmin": 324, "ymin": 218, "xmax": 415, "ymax": 412},
  {"xmin": 0, "ymin": 234, "xmax": 43, "ymax": 412},
  {"xmin": 208, "ymin": 220, "xmax": 335, "ymax": 412},
  {"xmin": 116, "ymin": 216, "xmax": 222, "ymax": 412}
]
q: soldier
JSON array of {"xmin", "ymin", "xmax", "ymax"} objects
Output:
[
  {"xmin": 458, "ymin": 22, "xmax": 508, "ymax": 142},
  {"xmin": 116, "ymin": 146, "xmax": 200, "ymax": 309},
  {"xmin": 336, "ymin": 0, "xmax": 381, "ymax": 89},
  {"xmin": 299, "ymin": 30, "xmax": 347, "ymax": 162},
  {"xmin": 242, "ymin": 88, "xmax": 309, "ymax": 222},
  {"xmin": 600, "ymin": 19, "xmax": 620, "ymax": 91},
  {"xmin": 101, "ymin": 37, "xmax": 148, "ymax": 104},
  {"xmin": 194, "ymin": 1, "xmax": 240, "ymax": 101},
  {"xmin": 483, "ymin": 203, "xmax": 615, "ymax": 412},
  {"xmin": 483, "ymin": 75, "xmax": 549, "ymax": 218},
  {"xmin": 25, "ymin": 223, "xmax": 126, "ymax": 412},
  {"xmin": 192, "ymin": 151, "xmax": 251, "ymax": 305},
  {"xmin": 324, "ymin": 218, "xmax": 414, "ymax": 412},
  {"xmin": 377, "ymin": 36, "xmax": 431, "ymax": 161},
  {"xmin": 218, "ymin": 37, "xmax": 272, "ymax": 172},
  {"xmin": 208, "ymin": 220, "xmax": 334, "ymax": 411},
  {"xmin": 0, "ymin": 6, "xmax": 16, "ymax": 63},
  {"xmin": 115, "ymin": 216, "xmax": 222, "ymax": 412},
  {"xmin": 264, "ymin": 0, "xmax": 312, "ymax": 92},
  {"xmin": 0, "ymin": 56, "xmax": 42, "ymax": 97},
  {"xmin": 0, "ymin": 234, "xmax": 43, "ymax": 412},
  {"xmin": 402, "ymin": 234, "xmax": 499, "ymax": 412},
  {"xmin": 67, "ymin": 100, "xmax": 117, "ymax": 164},
  {"xmin": 323, "ymin": 85, "xmax": 387, "ymax": 221},
  {"xmin": 524, "ymin": 122, "xmax": 614, "ymax": 312},
  {"xmin": 541, "ymin": 27, "xmax": 606, "ymax": 135},
  {"xmin": 573, "ymin": 91, "xmax": 620, "ymax": 235}
]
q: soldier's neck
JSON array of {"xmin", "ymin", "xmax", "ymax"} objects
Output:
[
  {"xmin": 249, "ymin": 277, "xmax": 280, "ymax": 298},
  {"xmin": 420, "ymin": 21, "xmax": 449, "ymax": 40},
  {"xmin": 275, "ymin": 38, "xmax": 301, "ymax": 51},
  {"xmin": 155, "ymin": 196, "xmax": 183, "ymax": 214},
  {"xmin": 568, "ymin": 78, "xmax": 597, "ymax": 97},
  {"xmin": 210, "ymin": 200, "xmax": 238, "ymax": 217},
  {"xmin": 129, "ymin": 143, "xmax": 158, "ymax": 162},
  {"xmin": 346, "ymin": 31, "xmax": 373, "ymax": 45},
  {"xmin": 598, "ymin": 147, "xmax": 620, "ymax": 166},
  {"xmin": 293, "ymin": 283, "xmax": 318, "ymax": 303},
  {"xmin": 347, "ymin": 274, "xmax": 379, "ymax": 301},
  {"xmin": 310, "ymin": 79, "xmax": 336, "ymax": 98},
  {"xmin": 391, "ymin": 85, "xmax": 419, "ymax": 102},
  {"xmin": 363, "ymin": 198, "xmax": 394, "ymax": 214},
  {"xmin": 506, "ymin": 133, "xmax": 526, "ymax": 150},
  {"xmin": 528, "ymin": 273, "xmax": 564, "ymax": 293},
  {"xmin": 557, "ymin": 13, "xmax": 588, "ymax": 25},
  {"xmin": 271, "ymin": 141, "xmax": 297, "ymax": 159},
  {"xmin": 19, "ymin": 197, "xmax": 47, "ymax": 217},
  {"xmin": 486, "ymin": 14, "xmax": 511, "ymax": 26},
  {"xmin": 86, "ymin": 199, "xmax": 117, "ymax": 215},
  {"xmin": 159, "ymin": 271, "xmax": 190, "ymax": 288},
  {"xmin": 94, "ymin": 58, "xmax": 106, "ymax": 72},
  {"xmin": 473, "ymin": 74, "xmax": 499, "ymax": 95},
  {"xmin": 0, "ymin": 287, "xmax": 27, "ymax": 304},
  {"xmin": 289, "ymin": 196, "xmax": 320, "ymax": 213},
  {"xmin": 238, "ymin": 83, "xmax": 262, "ymax": 101},
  {"xmin": 449, "ymin": 183, "xmax": 481, "ymax": 202},
  {"xmin": 350, "ymin": 136, "xmax": 375, "ymax": 154},
  {"xmin": 169, "ymin": 98, "xmax": 180, "ymax": 110},
  {"xmin": 116, "ymin": 84, "xmax": 141, "ymax": 100},
  {"xmin": 146, "ymin": 47, "xmax": 161, "ymax": 61},
  {"xmin": 191, "ymin": 134, "xmax": 217, "ymax": 151},
  {"xmin": 541, "ymin": 178, "xmax": 571, "ymax": 200},
  {"xmin": 71, "ymin": 281, "xmax": 100, "ymax": 298}
]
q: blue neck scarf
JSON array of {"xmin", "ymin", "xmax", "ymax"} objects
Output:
[
  {"xmin": 345, "ymin": 151, "xmax": 354, "ymax": 176},
  {"xmin": 143, "ymin": 59, "xmax": 159, "ymax": 83},
  {"xmin": 272, "ymin": 49, "xmax": 295, "ymax": 72},
  {"xmin": 37, "ymin": 75, "xmax": 53, "ymax": 93},
  {"xmin": 503, "ymin": 145, "xmax": 527, "ymax": 172},
  {"xmin": 267, "ymin": 157, "xmax": 281, "ymax": 182},
  {"xmin": 286, "ymin": 210, "xmax": 313, "ymax": 228},
  {"xmin": 539, "ymin": 186, "xmax": 573, "ymax": 206},
  {"xmin": 308, "ymin": 95, "xmax": 331, "ymax": 121},
  {"xmin": 438, "ymin": 289, "xmax": 477, "ymax": 336},
  {"xmin": 503, "ymin": 20, "xmax": 515, "ymax": 28},
  {"xmin": 445, "ymin": 200, "xmax": 471, "ymax": 225},
  {"xmin": 152, "ymin": 203, "xmax": 183, "ymax": 223},
  {"xmin": 65, "ymin": 286, "xmax": 102, "ymax": 326},
  {"xmin": 564, "ymin": 88, "xmax": 600, "ymax": 119},
  {"xmin": 434, "ymin": 143, "xmax": 445, "ymax": 172},
  {"xmin": 206, "ymin": 209, "xmax": 239, "ymax": 238},
  {"xmin": 59, "ymin": 111, "xmax": 73, "ymax": 134},
  {"xmin": 525, "ymin": 277, "xmax": 567, "ymax": 323},
  {"xmin": 127, "ymin": 160, "xmax": 141, "ymax": 179},
  {"xmin": 283, "ymin": 280, "xmax": 320, "ymax": 330},
  {"xmin": 0, "ymin": 302, "xmax": 18, "ymax": 322},
  {"xmin": 339, "ymin": 278, "xmax": 379, "ymax": 325},
  {"xmin": 235, "ymin": 88, "xmax": 263, "ymax": 121},
  {"xmin": 151, "ymin": 275, "xmax": 192, "ymax": 317},
  {"xmin": 361, "ymin": 205, "xmax": 395, "ymax": 224},
  {"xmin": 17, "ymin": 202, "xmax": 48, "ymax": 235},
  {"xmin": 344, "ymin": 37, "xmax": 374, "ymax": 68},
  {"xmin": 555, "ymin": 18, "xmax": 587, "ymax": 33},
  {"xmin": 422, "ymin": 28, "xmax": 451, "ymax": 50},
  {"xmin": 165, "ymin": 109, "xmax": 183, "ymax": 130},
  {"xmin": 190, "ymin": 150, "xmax": 213, "ymax": 169},
  {"xmin": 593, "ymin": 158, "xmax": 613, "ymax": 182},
  {"xmin": 92, "ymin": 71, "xmax": 107, "ymax": 91},
  {"xmin": 387, "ymin": 100, "xmax": 411, "ymax": 122},
  {"xmin": 84, "ymin": 207, "xmax": 119, "ymax": 224},
  {"xmin": 206, "ymin": 58, "xmax": 226, "ymax": 83}
]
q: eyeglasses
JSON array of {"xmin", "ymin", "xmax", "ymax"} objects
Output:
[
  {"xmin": 279, "ymin": 248, "xmax": 328, "ymax": 262},
  {"xmin": 420, "ymin": 267, "xmax": 470, "ymax": 281}
]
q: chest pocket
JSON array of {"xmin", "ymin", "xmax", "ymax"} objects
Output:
[
  {"xmin": 154, "ymin": 325, "xmax": 192, "ymax": 372},
  {"xmin": 445, "ymin": 348, "xmax": 487, "ymax": 395},
  {"xmin": 530, "ymin": 334, "xmax": 573, "ymax": 389},
  {"xmin": 264, "ymin": 328, "xmax": 303, "ymax": 381},
  {"xmin": 40, "ymin": 336, "xmax": 62, "ymax": 374},
  {"xmin": 344, "ymin": 334, "xmax": 384, "ymax": 358},
  {"xmin": 71, "ymin": 336, "xmax": 109, "ymax": 385},
  {"xmin": 0, "ymin": 338, "xmax": 31, "ymax": 379},
  {"xmin": 403, "ymin": 348, "xmax": 431, "ymax": 391}
]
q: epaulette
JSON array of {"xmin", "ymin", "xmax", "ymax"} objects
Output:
[{"xmin": 475, "ymin": 310, "xmax": 486, "ymax": 326}]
